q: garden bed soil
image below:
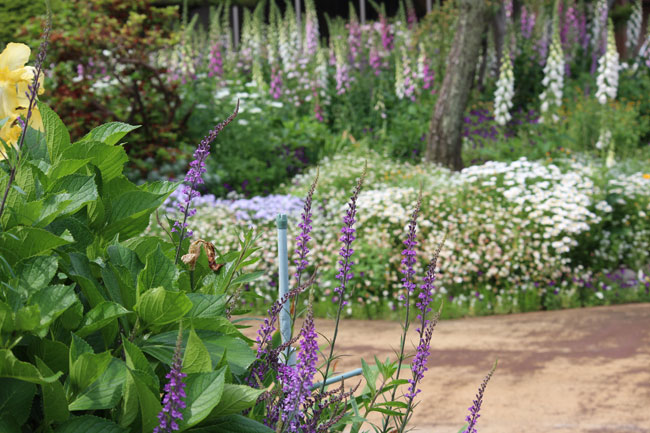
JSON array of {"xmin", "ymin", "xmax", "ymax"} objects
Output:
[{"xmin": 246, "ymin": 304, "xmax": 650, "ymax": 433}]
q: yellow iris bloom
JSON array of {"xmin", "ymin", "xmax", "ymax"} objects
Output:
[{"xmin": 0, "ymin": 42, "xmax": 45, "ymax": 161}]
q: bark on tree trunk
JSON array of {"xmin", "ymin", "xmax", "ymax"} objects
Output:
[{"xmin": 425, "ymin": 0, "xmax": 488, "ymax": 171}]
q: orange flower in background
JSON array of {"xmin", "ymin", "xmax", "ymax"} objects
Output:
[
  {"xmin": 643, "ymin": 174, "xmax": 650, "ymax": 180},
  {"xmin": 0, "ymin": 42, "xmax": 45, "ymax": 160}
]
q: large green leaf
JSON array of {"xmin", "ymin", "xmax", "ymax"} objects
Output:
[
  {"xmin": 186, "ymin": 293, "xmax": 226, "ymax": 320},
  {"xmin": 14, "ymin": 305, "xmax": 41, "ymax": 331},
  {"xmin": 27, "ymin": 339, "xmax": 69, "ymax": 376},
  {"xmin": 187, "ymin": 415, "xmax": 274, "ymax": 433},
  {"xmin": 76, "ymin": 301, "xmax": 131, "ymax": 338},
  {"xmin": 130, "ymin": 369, "xmax": 162, "ymax": 432},
  {"xmin": 107, "ymin": 244, "xmax": 143, "ymax": 283},
  {"xmin": 0, "ymin": 378, "xmax": 36, "ymax": 426},
  {"xmin": 80, "ymin": 122, "xmax": 139, "ymax": 146},
  {"xmin": 39, "ymin": 102, "xmax": 70, "ymax": 161},
  {"xmin": 141, "ymin": 331, "xmax": 255, "ymax": 377},
  {"xmin": 178, "ymin": 369, "xmax": 226, "ymax": 430},
  {"xmin": 137, "ymin": 245, "xmax": 176, "ymax": 295},
  {"xmin": 61, "ymin": 140, "xmax": 128, "ymax": 182},
  {"xmin": 122, "ymin": 339, "xmax": 157, "ymax": 384},
  {"xmin": 47, "ymin": 173, "xmax": 98, "ymax": 215},
  {"xmin": 54, "ymin": 415, "xmax": 127, "ymax": 433},
  {"xmin": 17, "ymin": 255, "xmax": 57, "ymax": 293},
  {"xmin": 101, "ymin": 264, "xmax": 136, "ymax": 310},
  {"xmin": 0, "ymin": 349, "xmax": 62, "ymax": 384},
  {"xmin": 135, "ymin": 287, "xmax": 192, "ymax": 326},
  {"xmin": 46, "ymin": 158, "xmax": 91, "ymax": 181},
  {"xmin": 30, "ymin": 284, "xmax": 77, "ymax": 330},
  {"xmin": 35, "ymin": 357, "xmax": 69, "ymax": 423},
  {"xmin": 119, "ymin": 368, "xmax": 138, "ymax": 428},
  {"xmin": 206, "ymin": 384, "xmax": 264, "ymax": 418},
  {"xmin": 0, "ymin": 226, "xmax": 70, "ymax": 265},
  {"xmin": 182, "ymin": 328, "xmax": 213, "ymax": 374},
  {"xmin": 103, "ymin": 188, "xmax": 173, "ymax": 240},
  {"xmin": 68, "ymin": 358, "xmax": 126, "ymax": 411},
  {"xmin": 70, "ymin": 351, "xmax": 112, "ymax": 392}
]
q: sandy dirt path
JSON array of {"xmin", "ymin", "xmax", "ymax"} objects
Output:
[{"xmin": 246, "ymin": 303, "xmax": 650, "ymax": 433}]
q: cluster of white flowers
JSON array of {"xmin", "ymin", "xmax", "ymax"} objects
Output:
[
  {"xmin": 595, "ymin": 20, "xmax": 619, "ymax": 105},
  {"xmin": 539, "ymin": 27, "xmax": 565, "ymax": 123},
  {"xmin": 626, "ymin": 0, "xmax": 642, "ymax": 54},
  {"xmin": 155, "ymin": 151, "xmax": 650, "ymax": 315},
  {"xmin": 494, "ymin": 50, "xmax": 515, "ymax": 125}
]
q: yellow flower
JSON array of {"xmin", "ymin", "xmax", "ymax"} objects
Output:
[
  {"xmin": 0, "ymin": 115, "xmax": 21, "ymax": 160},
  {"xmin": 0, "ymin": 43, "xmax": 45, "ymax": 161},
  {"xmin": 643, "ymin": 174, "xmax": 650, "ymax": 180}
]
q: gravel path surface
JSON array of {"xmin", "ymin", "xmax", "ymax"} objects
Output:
[{"xmin": 307, "ymin": 303, "xmax": 650, "ymax": 433}]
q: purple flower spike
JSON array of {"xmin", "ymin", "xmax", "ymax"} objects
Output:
[
  {"xmin": 463, "ymin": 363, "xmax": 497, "ymax": 433},
  {"xmin": 294, "ymin": 170, "xmax": 319, "ymax": 287},
  {"xmin": 154, "ymin": 329, "xmax": 187, "ymax": 433},
  {"xmin": 401, "ymin": 193, "xmax": 422, "ymax": 296},
  {"xmin": 173, "ymin": 101, "xmax": 239, "ymax": 263},
  {"xmin": 334, "ymin": 164, "xmax": 367, "ymax": 303}
]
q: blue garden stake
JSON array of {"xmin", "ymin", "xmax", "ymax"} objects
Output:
[
  {"xmin": 276, "ymin": 214, "xmax": 294, "ymax": 364},
  {"xmin": 311, "ymin": 368, "xmax": 363, "ymax": 391}
]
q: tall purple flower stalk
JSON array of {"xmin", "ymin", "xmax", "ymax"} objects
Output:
[
  {"xmin": 154, "ymin": 329, "xmax": 187, "ymax": 433},
  {"xmin": 520, "ymin": 6, "xmax": 536, "ymax": 39},
  {"xmin": 248, "ymin": 278, "xmax": 314, "ymax": 388},
  {"xmin": 396, "ymin": 238, "xmax": 445, "ymax": 433},
  {"xmin": 270, "ymin": 305, "xmax": 319, "ymax": 431},
  {"xmin": 173, "ymin": 101, "xmax": 239, "ymax": 264},
  {"xmin": 319, "ymin": 165, "xmax": 366, "ymax": 393},
  {"xmin": 294, "ymin": 171, "xmax": 318, "ymax": 287},
  {"xmin": 270, "ymin": 66, "xmax": 283, "ymax": 99},
  {"xmin": 381, "ymin": 191, "xmax": 422, "ymax": 433},
  {"xmin": 462, "ymin": 363, "xmax": 497, "ymax": 433}
]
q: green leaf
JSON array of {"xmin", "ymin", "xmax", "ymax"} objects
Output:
[
  {"xmin": 0, "ymin": 378, "xmax": 36, "ymax": 426},
  {"xmin": 376, "ymin": 401, "xmax": 409, "ymax": 409},
  {"xmin": 62, "ymin": 140, "xmax": 128, "ymax": 182},
  {"xmin": 17, "ymin": 256, "xmax": 58, "ymax": 293},
  {"xmin": 187, "ymin": 415, "xmax": 274, "ymax": 433},
  {"xmin": 183, "ymin": 328, "xmax": 213, "ymax": 374},
  {"xmin": 39, "ymin": 102, "xmax": 71, "ymax": 162},
  {"xmin": 368, "ymin": 407, "xmax": 403, "ymax": 416},
  {"xmin": 47, "ymin": 174, "xmax": 99, "ymax": 215},
  {"xmin": 178, "ymin": 369, "xmax": 226, "ymax": 430},
  {"xmin": 122, "ymin": 339, "xmax": 157, "ymax": 383},
  {"xmin": 103, "ymin": 188, "xmax": 173, "ymax": 240},
  {"xmin": 68, "ymin": 333, "xmax": 93, "ymax": 370},
  {"xmin": 54, "ymin": 415, "xmax": 127, "ymax": 433},
  {"xmin": 80, "ymin": 122, "xmax": 139, "ymax": 146},
  {"xmin": 76, "ymin": 301, "xmax": 131, "ymax": 338},
  {"xmin": 186, "ymin": 293, "xmax": 226, "ymax": 319},
  {"xmin": 130, "ymin": 369, "xmax": 162, "ymax": 432},
  {"xmin": 0, "ymin": 349, "xmax": 62, "ymax": 384},
  {"xmin": 107, "ymin": 244, "xmax": 143, "ymax": 281},
  {"xmin": 137, "ymin": 245, "xmax": 176, "ymax": 295},
  {"xmin": 361, "ymin": 359, "xmax": 377, "ymax": 394},
  {"xmin": 135, "ymin": 287, "xmax": 192, "ymax": 326},
  {"xmin": 70, "ymin": 351, "xmax": 112, "ymax": 392},
  {"xmin": 27, "ymin": 339, "xmax": 69, "ymax": 375},
  {"xmin": 68, "ymin": 358, "xmax": 126, "ymax": 411},
  {"xmin": 14, "ymin": 305, "xmax": 41, "ymax": 331},
  {"xmin": 31, "ymin": 284, "xmax": 77, "ymax": 329},
  {"xmin": 207, "ymin": 384, "xmax": 263, "ymax": 418},
  {"xmin": 35, "ymin": 357, "xmax": 69, "ymax": 423},
  {"xmin": 47, "ymin": 158, "xmax": 91, "ymax": 180},
  {"xmin": 119, "ymin": 370, "xmax": 138, "ymax": 428},
  {"xmin": 0, "ymin": 226, "xmax": 70, "ymax": 265}
]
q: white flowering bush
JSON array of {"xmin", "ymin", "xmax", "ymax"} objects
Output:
[{"xmin": 153, "ymin": 151, "xmax": 650, "ymax": 318}]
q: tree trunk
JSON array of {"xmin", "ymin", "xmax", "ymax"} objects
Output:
[{"xmin": 425, "ymin": 0, "xmax": 488, "ymax": 171}]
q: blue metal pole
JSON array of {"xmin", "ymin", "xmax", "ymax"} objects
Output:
[
  {"xmin": 276, "ymin": 214, "xmax": 293, "ymax": 363},
  {"xmin": 311, "ymin": 368, "xmax": 364, "ymax": 390}
]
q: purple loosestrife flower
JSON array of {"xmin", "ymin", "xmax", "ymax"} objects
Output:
[
  {"xmin": 294, "ymin": 171, "xmax": 319, "ymax": 286},
  {"xmin": 400, "ymin": 194, "xmax": 421, "ymax": 298},
  {"xmin": 369, "ymin": 46, "xmax": 382, "ymax": 76},
  {"xmin": 248, "ymin": 277, "xmax": 315, "ymax": 388},
  {"xmin": 334, "ymin": 165, "xmax": 367, "ymax": 303},
  {"xmin": 173, "ymin": 101, "xmax": 239, "ymax": 264},
  {"xmin": 273, "ymin": 306, "xmax": 319, "ymax": 431},
  {"xmin": 463, "ymin": 363, "xmax": 497, "ymax": 433},
  {"xmin": 405, "ymin": 311, "xmax": 439, "ymax": 400},
  {"xmin": 380, "ymin": 14, "xmax": 394, "ymax": 51},
  {"xmin": 154, "ymin": 329, "xmax": 187, "ymax": 433}
]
